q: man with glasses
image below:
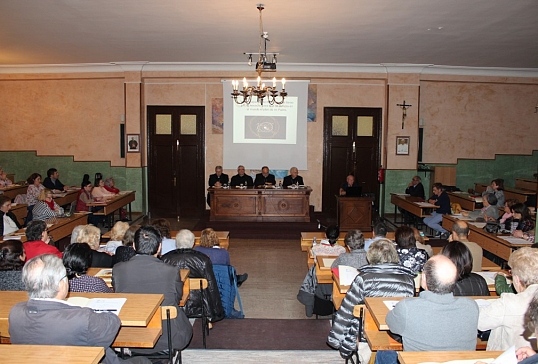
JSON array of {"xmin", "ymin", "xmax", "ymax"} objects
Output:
[
  {"xmin": 230, "ymin": 165, "xmax": 254, "ymax": 187},
  {"xmin": 9, "ymin": 254, "xmax": 150, "ymax": 364},
  {"xmin": 23, "ymin": 220, "xmax": 62, "ymax": 260}
]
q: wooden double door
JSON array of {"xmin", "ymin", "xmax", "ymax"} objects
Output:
[
  {"xmin": 147, "ymin": 106, "xmax": 205, "ymax": 218},
  {"xmin": 322, "ymin": 107, "xmax": 382, "ymax": 217}
]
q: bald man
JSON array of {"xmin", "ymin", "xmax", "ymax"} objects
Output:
[
  {"xmin": 449, "ymin": 220, "xmax": 483, "ymax": 271},
  {"xmin": 385, "ymin": 255, "xmax": 479, "ymax": 352}
]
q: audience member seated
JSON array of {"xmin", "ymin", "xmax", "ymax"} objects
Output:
[
  {"xmin": 104, "ymin": 221, "xmax": 129, "ymax": 254},
  {"xmin": 481, "ymin": 178, "xmax": 505, "ymax": 208},
  {"xmin": 76, "ymin": 180, "xmax": 103, "ymax": 226},
  {"xmin": 113, "ymin": 224, "xmax": 139, "ymax": 265},
  {"xmin": 0, "ymin": 166, "xmax": 12, "ymax": 187},
  {"xmin": 42, "ymin": 168, "xmax": 68, "ymax": 192},
  {"xmin": 25, "ymin": 172, "xmax": 45, "ymax": 223},
  {"xmin": 0, "ymin": 240, "xmax": 26, "ymax": 291},
  {"xmin": 311, "ymin": 225, "xmax": 346, "ymax": 257},
  {"xmin": 161, "ymin": 229, "xmax": 225, "ymax": 323},
  {"xmin": 24, "ymin": 220, "xmax": 62, "ymax": 260},
  {"xmin": 511, "ymin": 203, "xmax": 535, "ymax": 239},
  {"xmin": 364, "ymin": 221, "xmax": 389, "ymax": 251},
  {"xmin": 32, "ymin": 188, "xmax": 64, "ymax": 221},
  {"xmin": 399, "ymin": 176, "xmax": 426, "ymax": 223},
  {"xmin": 423, "ymin": 182, "xmax": 451, "ymax": 238},
  {"xmin": 282, "ymin": 167, "xmax": 304, "ymax": 187},
  {"xmin": 411, "ymin": 227, "xmax": 433, "ymax": 258},
  {"xmin": 499, "ymin": 198, "xmax": 519, "ymax": 232},
  {"xmin": 113, "ymin": 226, "xmax": 193, "ymax": 353},
  {"xmin": 103, "ymin": 177, "xmax": 120, "ymax": 194},
  {"xmin": 230, "ymin": 165, "xmax": 254, "ymax": 187},
  {"xmin": 375, "ymin": 256, "xmax": 479, "ymax": 363},
  {"xmin": 395, "ymin": 226, "xmax": 428, "ymax": 273},
  {"xmin": 0, "ymin": 195, "xmax": 22, "ymax": 236},
  {"xmin": 328, "ymin": 239, "xmax": 416, "ymax": 359},
  {"xmin": 503, "ymin": 293, "xmax": 538, "ymax": 364},
  {"xmin": 70, "ymin": 225, "xmax": 84, "ymax": 245},
  {"xmin": 448, "ymin": 220, "xmax": 482, "ymax": 271},
  {"xmin": 63, "ymin": 243, "xmax": 112, "ymax": 293},
  {"xmin": 150, "ymin": 218, "xmax": 176, "ymax": 255},
  {"xmin": 478, "ymin": 247, "xmax": 538, "ymax": 351},
  {"xmin": 463, "ymin": 193, "xmax": 498, "ymax": 221},
  {"xmin": 76, "ymin": 224, "xmax": 113, "ymax": 268},
  {"xmin": 194, "ymin": 228, "xmax": 248, "ymax": 286},
  {"xmin": 339, "ymin": 174, "xmax": 359, "ymax": 196},
  {"xmin": 92, "ymin": 177, "xmax": 116, "ymax": 201},
  {"xmin": 440, "ymin": 241, "xmax": 489, "ymax": 296},
  {"xmin": 330, "ymin": 229, "xmax": 368, "ymax": 270},
  {"xmin": 254, "ymin": 166, "xmax": 276, "ymax": 187},
  {"xmin": 9, "ymin": 254, "xmax": 149, "ymax": 364}
]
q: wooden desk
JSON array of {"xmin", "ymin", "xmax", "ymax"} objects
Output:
[
  {"xmin": 209, "ymin": 187, "xmax": 312, "ymax": 222},
  {"xmin": 1, "ymin": 213, "xmax": 88, "ymax": 243},
  {"xmin": 0, "ymin": 184, "xmax": 27, "ymax": 200},
  {"xmin": 398, "ymin": 351, "xmax": 504, "ymax": 364},
  {"xmin": 391, "ymin": 194, "xmax": 438, "ymax": 218},
  {"xmin": 475, "ymin": 182, "xmax": 536, "ymax": 204},
  {"xmin": 442, "ymin": 214, "xmax": 531, "ymax": 261},
  {"xmin": 335, "ymin": 196, "xmax": 373, "ymax": 231},
  {"xmin": 53, "ymin": 189, "xmax": 79, "ymax": 207},
  {"xmin": 0, "ymin": 291, "xmax": 163, "ymax": 349},
  {"xmin": 89, "ymin": 191, "xmax": 135, "ymax": 226},
  {"xmin": 301, "ymin": 232, "xmax": 346, "ymax": 252},
  {"xmin": 10, "ymin": 203, "xmax": 27, "ymax": 225},
  {"xmin": 431, "ymin": 246, "xmax": 501, "ymax": 271},
  {"xmin": 447, "ymin": 192, "xmax": 482, "ymax": 211},
  {"xmin": 0, "ymin": 345, "xmax": 105, "ymax": 364},
  {"xmin": 516, "ymin": 178, "xmax": 538, "ymax": 191}
]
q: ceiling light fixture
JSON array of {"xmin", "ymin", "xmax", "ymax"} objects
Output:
[{"xmin": 231, "ymin": 4, "xmax": 287, "ymax": 106}]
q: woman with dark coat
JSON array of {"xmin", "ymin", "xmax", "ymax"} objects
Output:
[
  {"xmin": 328, "ymin": 239, "xmax": 416, "ymax": 359},
  {"xmin": 0, "ymin": 240, "xmax": 26, "ymax": 291}
]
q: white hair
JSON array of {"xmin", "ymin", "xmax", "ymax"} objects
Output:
[{"xmin": 175, "ymin": 229, "xmax": 195, "ymax": 249}]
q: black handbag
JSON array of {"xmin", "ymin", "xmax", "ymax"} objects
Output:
[{"xmin": 484, "ymin": 222, "xmax": 499, "ymax": 234}]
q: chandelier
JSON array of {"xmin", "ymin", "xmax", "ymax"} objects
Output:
[{"xmin": 231, "ymin": 4, "xmax": 287, "ymax": 106}]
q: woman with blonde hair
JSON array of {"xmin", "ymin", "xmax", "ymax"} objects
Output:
[
  {"xmin": 32, "ymin": 189, "xmax": 64, "ymax": 221},
  {"xmin": 194, "ymin": 228, "xmax": 230, "ymax": 265},
  {"xmin": 105, "ymin": 221, "xmax": 129, "ymax": 254},
  {"xmin": 76, "ymin": 224, "xmax": 112, "ymax": 268}
]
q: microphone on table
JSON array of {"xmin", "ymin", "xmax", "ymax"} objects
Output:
[{"xmin": 317, "ymin": 220, "xmax": 327, "ymax": 231}]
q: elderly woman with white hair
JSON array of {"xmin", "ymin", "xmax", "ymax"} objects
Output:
[
  {"xmin": 76, "ymin": 224, "xmax": 113, "ymax": 268},
  {"xmin": 282, "ymin": 167, "xmax": 304, "ymax": 187},
  {"xmin": 161, "ymin": 229, "xmax": 225, "ymax": 323}
]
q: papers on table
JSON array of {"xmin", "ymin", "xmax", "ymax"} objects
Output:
[
  {"xmin": 498, "ymin": 236, "xmax": 531, "ymax": 245},
  {"xmin": 417, "ymin": 345, "xmax": 515, "ymax": 364},
  {"xmin": 66, "ymin": 297, "xmax": 126, "ymax": 315},
  {"xmin": 469, "ymin": 222, "xmax": 486, "ymax": 228},
  {"xmin": 394, "ymin": 193, "xmax": 410, "ymax": 196},
  {"xmin": 338, "ymin": 265, "xmax": 359, "ymax": 286},
  {"xmin": 416, "ymin": 202, "xmax": 436, "ymax": 207},
  {"xmin": 383, "ymin": 300, "xmax": 399, "ymax": 310},
  {"xmin": 475, "ymin": 299, "xmax": 493, "ymax": 308},
  {"xmin": 475, "ymin": 271, "xmax": 496, "ymax": 285}
]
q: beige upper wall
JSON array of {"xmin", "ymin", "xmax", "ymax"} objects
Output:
[{"xmin": 1, "ymin": 68, "xmax": 537, "ymax": 210}]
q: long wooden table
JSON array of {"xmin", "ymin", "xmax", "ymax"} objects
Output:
[
  {"xmin": 447, "ymin": 191, "xmax": 482, "ymax": 211},
  {"xmin": 10, "ymin": 203, "xmax": 27, "ymax": 225},
  {"xmin": 390, "ymin": 193, "xmax": 438, "ymax": 219},
  {"xmin": 102, "ymin": 230, "xmax": 230, "ymax": 250},
  {"xmin": 88, "ymin": 191, "xmax": 135, "ymax": 226},
  {"xmin": 0, "ymin": 345, "xmax": 105, "ymax": 364},
  {"xmin": 53, "ymin": 189, "xmax": 79, "ymax": 207},
  {"xmin": 209, "ymin": 187, "xmax": 312, "ymax": 222},
  {"xmin": 398, "ymin": 351, "xmax": 504, "ymax": 364},
  {"xmin": 0, "ymin": 184, "xmax": 27, "ymax": 200},
  {"xmin": 442, "ymin": 214, "xmax": 531, "ymax": 261},
  {"xmin": 1, "ymin": 213, "xmax": 88, "ymax": 243},
  {"xmin": 0, "ymin": 291, "xmax": 163, "ymax": 349}
]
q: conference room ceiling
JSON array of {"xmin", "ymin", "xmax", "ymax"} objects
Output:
[{"xmin": 1, "ymin": 0, "xmax": 537, "ymax": 69}]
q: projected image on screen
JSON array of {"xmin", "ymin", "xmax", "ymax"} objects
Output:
[{"xmin": 245, "ymin": 116, "xmax": 286, "ymax": 140}]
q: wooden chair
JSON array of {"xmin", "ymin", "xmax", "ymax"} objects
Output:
[
  {"xmin": 188, "ymin": 278, "xmax": 210, "ymax": 349},
  {"xmin": 0, "ymin": 319, "xmax": 11, "ymax": 344}
]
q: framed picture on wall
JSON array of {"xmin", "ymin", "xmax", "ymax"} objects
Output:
[
  {"xmin": 127, "ymin": 134, "xmax": 140, "ymax": 153},
  {"xmin": 396, "ymin": 136, "xmax": 410, "ymax": 155}
]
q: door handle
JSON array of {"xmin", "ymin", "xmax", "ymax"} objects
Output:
[
  {"xmin": 176, "ymin": 140, "xmax": 179, "ymax": 152},
  {"xmin": 352, "ymin": 141, "xmax": 356, "ymax": 153},
  {"xmin": 173, "ymin": 177, "xmax": 177, "ymax": 187}
]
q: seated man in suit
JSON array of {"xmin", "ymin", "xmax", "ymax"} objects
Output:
[
  {"xmin": 339, "ymin": 174, "xmax": 359, "ymax": 196},
  {"xmin": 207, "ymin": 165, "xmax": 229, "ymax": 206},
  {"xmin": 161, "ymin": 229, "xmax": 225, "ymax": 323},
  {"xmin": 113, "ymin": 226, "xmax": 192, "ymax": 354},
  {"xmin": 43, "ymin": 168, "xmax": 68, "ymax": 192},
  {"xmin": 9, "ymin": 254, "xmax": 150, "ymax": 364},
  {"xmin": 230, "ymin": 165, "xmax": 254, "ymax": 187},
  {"xmin": 282, "ymin": 167, "xmax": 304, "ymax": 187},
  {"xmin": 254, "ymin": 166, "xmax": 276, "ymax": 187}
]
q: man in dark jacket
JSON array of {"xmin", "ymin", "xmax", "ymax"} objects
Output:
[
  {"xmin": 423, "ymin": 182, "xmax": 451, "ymax": 238},
  {"xmin": 161, "ymin": 229, "xmax": 225, "ymax": 323},
  {"xmin": 112, "ymin": 226, "xmax": 192, "ymax": 353}
]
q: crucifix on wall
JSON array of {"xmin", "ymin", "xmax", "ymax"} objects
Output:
[{"xmin": 397, "ymin": 100, "xmax": 412, "ymax": 129}]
